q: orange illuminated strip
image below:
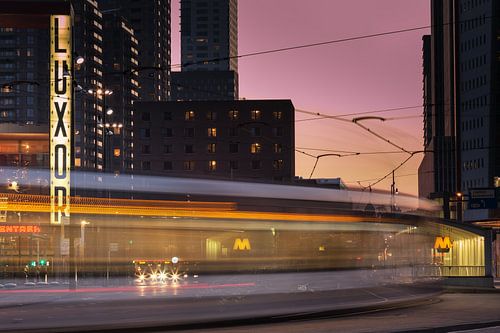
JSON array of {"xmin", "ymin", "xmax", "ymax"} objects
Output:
[
  {"xmin": 0, "ymin": 225, "xmax": 41, "ymax": 233},
  {"xmin": 0, "ymin": 193, "xmax": 396, "ymax": 224},
  {"xmin": 0, "ymin": 193, "xmax": 236, "ymax": 211}
]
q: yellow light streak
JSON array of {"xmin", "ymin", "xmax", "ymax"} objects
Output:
[{"xmin": 0, "ymin": 193, "xmax": 394, "ymax": 224}]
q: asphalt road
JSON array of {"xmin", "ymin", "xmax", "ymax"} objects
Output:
[
  {"xmin": 0, "ymin": 270, "xmax": 440, "ymax": 332},
  {"xmin": 179, "ymin": 293, "xmax": 500, "ymax": 333}
]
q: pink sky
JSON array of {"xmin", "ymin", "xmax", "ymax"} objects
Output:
[{"xmin": 171, "ymin": 0, "xmax": 431, "ymax": 195}]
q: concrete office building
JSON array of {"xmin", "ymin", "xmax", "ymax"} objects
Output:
[
  {"xmin": 133, "ymin": 100, "xmax": 294, "ymax": 182},
  {"xmin": 419, "ymin": 0, "xmax": 500, "ymax": 221},
  {"xmin": 171, "ymin": 0, "xmax": 238, "ymax": 101},
  {"xmin": 98, "ymin": 0, "xmax": 171, "ymax": 101}
]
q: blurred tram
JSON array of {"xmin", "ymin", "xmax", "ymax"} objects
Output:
[{"xmin": 0, "ymin": 173, "xmax": 487, "ymax": 280}]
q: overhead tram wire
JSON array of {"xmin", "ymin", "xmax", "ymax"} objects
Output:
[{"xmin": 169, "ymin": 14, "xmax": 494, "ymax": 71}]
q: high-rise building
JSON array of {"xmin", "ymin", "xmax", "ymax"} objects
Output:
[
  {"xmin": 180, "ymin": 0, "xmax": 237, "ymax": 72},
  {"xmin": 419, "ymin": 0, "xmax": 500, "ymax": 221},
  {"xmin": 171, "ymin": 0, "xmax": 238, "ymax": 101},
  {"xmin": 72, "ymin": 0, "xmax": 106, "ymax": 171},
  {"xmin": 0, "ymin": 27, "xmax": 49, "ymax": 124},
  {"xmin": 418, "ymin": 0, "xmax": 459, "ymax": 219},
  {"xmin": 133, "ymin": 100, "xmax": 295, "ymax": 182},
  {"xmin": 102, "ymin": 12, "xmax": 139, "ymax": 174},
  {"xmin": 98, "ymin": 0, "xmax": 171, "ymax": 101}
]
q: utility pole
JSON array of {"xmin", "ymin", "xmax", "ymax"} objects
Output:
[{"xmin": 390, "ymin": 170, "xmax": 396, "ymax": 212}]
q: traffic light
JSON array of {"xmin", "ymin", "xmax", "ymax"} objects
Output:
[
  {"xmin": 30, "ymin": 261, "xmax": 36, "ymax": 267},
  {"xmin": 39, "ymin": 259, "xmax": 46, "ymax": 266}
]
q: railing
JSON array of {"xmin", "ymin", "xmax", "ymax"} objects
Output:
[{"xmin": 413, "ymin": 265, "xmax": 485, "ymax": 277}]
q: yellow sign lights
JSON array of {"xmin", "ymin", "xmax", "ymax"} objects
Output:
[
  {"xmin": 434, "ymin": 236, "xmax": 453, "ymax": 253},
  {"xmin": 50, "ymin": 15, "xmax": 72, "ymax": 225},
  {"xmin": 233, "ymin": 238, "xmax": 251, "ymax": 251}
]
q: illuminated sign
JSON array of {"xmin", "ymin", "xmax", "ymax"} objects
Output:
[
  {"xmin": 233, "ymin": 238, "xmax": 251, "ymax": 251},
  {"xmin": 434, "ymin": 236, "xmax": 453, "ymax": 253},
  {"xmin": 50, "ymin": 15, "xmax": 72, "ymax": 225},
  {"xmin": 0, "ymin": 225, "xmax": 41, "ymax": 233}
]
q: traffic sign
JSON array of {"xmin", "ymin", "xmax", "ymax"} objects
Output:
[{"xmin": 468, "ymin": 188, "xmax": 497, "ymax": 210}]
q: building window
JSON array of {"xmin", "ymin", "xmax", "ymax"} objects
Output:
[
  {"xmin": 251, "ymin": 110, "xmax": 262, "ymax": 120},
  {"xmin": 185, "ymin": 144, "xmax": 194, "ymax": 154},
  {"xmin": 207, "ymin": 127, "xmax": 217, "ymax": 137},
  {"xmin": 251, "ymin": 143, "xmax": 262, "ymax": 154},
  {"xmin": 141, "ymin": 112, "xmax": 150, "ymax": 121},
  {"xmin": 229, "ymin": 160, "xmax": 238, "ymax": 170},
  {"xmin": 273, "ymin": 111, "xmax": 283, "ymax": 120},
  {"xmin": 274, "ymin": 143, "xmax": 283, "ymax": 153},
  {"xmin": 163, "ymin": 128, "xmax": 173, "ymax": 137},
  {"xmin": 185, "ymin": 110, "xmax": 195, "ymax": 121},
  {"xmin": 251, "ymin": 160, "xmax": 262, "ymax": 170},
  {"xmin": 228, "ymin": 110, "xmax": 239, "ymax": 120},
  {"xmin": 140, "ymin": 128, "xmax": 150, "ymax": 138},
  {"xmin": 142, "ymin": 161, "xmax": 151, "ymax": 170},
  {"xmin": 208, "ymin": 160, "xmax": 217, "ymax": 171},
  {"xmin": 207, "ymin": 111, "xmax": 217, "ymax": 120},
  {"xmin": 208, "ymin": 143, "xmax": 216, "ymax": 153},
  {"xmin": 164, "ymin": 161, "xmax": 173, "ymax": 170},
  {"xmin": 273, "ymin": 159, "xmax": 284, "ymax": 170},
  {"xmin": 229, "ymin": 127, "xmax": 238, "ymax": 136},
  {"xmin": 164, "ymin": 144, "xmax": 173, "ymax": 154},
  {"xmin": 251, "ymin": 127, "xmax": 261, "ymax": 137},
  {"xmin": 273, "ymin": 127, "xmax": 284, "ymax": 137},
  {"xmin": 185, "ymin": 128, "xmax": 195, "ymax": 137},
  {"xmin": 183, "ymin": 161, "xmax": 195, "ymax": 171},
  {"xmin": 141, "ymin": 145, "xmax": 151, "ymax": 154},
  {"xmin": 113, "ymin": 149, "xmax": 121, "ymax": 157},
  {"xmin": 229, "ymin": 143, "xmax": 238, "ymax": 153},
  {"xmin": 164, "ymin": 111, "xmax": 172, "ymax": 120}
]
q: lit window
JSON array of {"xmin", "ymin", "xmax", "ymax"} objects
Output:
[
  {"xmin": 208, "ymin": 160, "xmax": 217, "ymax": 171},
  {"xmin": 208, "ymin": 143, "xmax": 216, "ymax": 153},
  {"xmin": 207, "ymin": 128, "xmax": 217, "ymax": 137},
  {"xmin": 185, "ymin": 110, "xmax": 195, "ymax": 121},
  {"xmin": 251, "ymin": 143, "xmax": 262, "ymax": 154},
  {"xmin": 228, "ymin": 110, "xmax": 239, "ymax": 120},
  {"xmin": 251, "ymin": 110, "xmax": 262, "ymax": 120},
  {"xmin": 113, "ymin": 149, "xmax": 121, "ymax": 157},
  {"xmin": 273, "ymin": 111, "xmax": 283, "ymax": 120}
]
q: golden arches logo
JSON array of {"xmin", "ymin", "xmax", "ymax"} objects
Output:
[
  {"xmin": 434, "ymin": 236, "xmax": 453, "ymax": 253},
  {"xmin": 233, "ymin": 238, "xmax": 251, "ymax": 251}
]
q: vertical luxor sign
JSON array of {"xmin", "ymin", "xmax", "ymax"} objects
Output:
[{"xmin": 50, "ymin": 15, "xmax": 71, "ymax": 225}]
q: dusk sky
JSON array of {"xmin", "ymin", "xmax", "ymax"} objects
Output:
[{"xmin": 172, "ymin": 0, "xmax": 431, "ymax": 195}]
